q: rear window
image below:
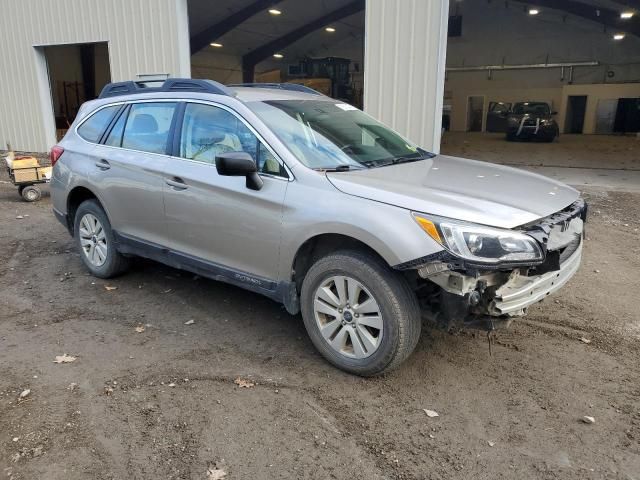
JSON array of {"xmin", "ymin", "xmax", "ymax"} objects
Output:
[{"xmin": 77, "ymin": 105, "xmax": 120, "ymax": 143}]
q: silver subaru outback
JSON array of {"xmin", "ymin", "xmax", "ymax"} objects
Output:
[{"xmin": 50, "ymin": 78, "xmax": 586, "ymax": 376}]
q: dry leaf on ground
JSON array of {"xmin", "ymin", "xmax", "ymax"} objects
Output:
[
  {"xmin": 206, "ymin": 466, "xmax": 226, "ymax": 479},
  {"xmin": 234, "ymin": 377, "xmax": 255, "ymax": 388},
  {"xmin": 423, "ymin": 409, "xmax": 439, "ymax": 418},
  {"xmin": 104, "ymin": 285, "xmax": 118, "ymax": 291},
  {"xmin": 53, "ymin": 354, "xmax": 77, "ymax": 364},
  {"xmin": 135, "ymin": 325, "xmax": 146, "ymax": 333},
  {"xmin": 580, "ymin": 337, "xmax": 592, "ymax": 344}
]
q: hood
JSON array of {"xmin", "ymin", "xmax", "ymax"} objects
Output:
[{"xmin": 326, "ymin": 155, "xmax": 579, "ymax": 229}]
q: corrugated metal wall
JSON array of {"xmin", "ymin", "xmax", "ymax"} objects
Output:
[
  {"xmin": 364, "ymin": 0, "xmax": 449, "ymax": 152},
  {"xmin": 0, "ymin": 0, "xmax": 190, "ymax": 152}
]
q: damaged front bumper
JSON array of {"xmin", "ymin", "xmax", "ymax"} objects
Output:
[
  {"xmin": 408, "ymin": 200, "xmax": 586, "ymax": 329},
  {"xmin": 491, "ymin": 240, "xmax": 582, "ymax": 315}
]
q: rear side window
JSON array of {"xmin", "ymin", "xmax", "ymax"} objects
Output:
[
  {"xmin": 104, "ymin": 106, "xmax": 129, "ymax": 147},
  {"xmin": 77, "ymin": 105, "xmax": 120, "ymax": 143},
  {"xmin": 121, "ymin": 102, "xmax": 177, "ymax": 154}
]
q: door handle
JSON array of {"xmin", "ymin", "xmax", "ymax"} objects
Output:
[
  {"xmin": 94, "ymin": 159, "xmax": 110, "ymax": 170},
  {"xmin": 165, "ymin": 177, "xmax": 188, "ymax": 190}
]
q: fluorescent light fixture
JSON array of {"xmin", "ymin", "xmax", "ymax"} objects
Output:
[
  {"xmin": 620, "ymin": 11, "xmax": 634, "ymax": 19},
  {"xmin": 268, "ymin": 8, "xmax": 282, "ymax": 15},
  {"xmin": 210, "ymin": 42, "xmax": 223, "ymax": 48},
  {"xmin": 325, "ymin": 27, "xmax": 336, "ymax": 32},
  {"xmin": 613, "ymin": 33, "xmax": 625, "ymax": 40},
  {"xmin": 273, "ymin": 53, "xmax": 284, "ymax": 59},
  {"xmin": 528, "ymin": 8, "xmax": 539, "ymax": 15}
]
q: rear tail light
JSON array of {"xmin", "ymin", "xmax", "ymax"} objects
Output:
[{"xmin": 49, "ymin": 145, "xmax": 64, "ymax": 166}]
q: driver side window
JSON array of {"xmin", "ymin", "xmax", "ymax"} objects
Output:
[{"xmin": 179, "ymin": 103, "xmax": 287, "ymax": 178}]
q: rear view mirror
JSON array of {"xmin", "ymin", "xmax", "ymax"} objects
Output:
[{"xmin": 216, "ymin": 151, "xmax": 263, "ymax": 191}]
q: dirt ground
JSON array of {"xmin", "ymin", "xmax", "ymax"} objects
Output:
[
  {"xmin": 1, "ymin": 166, "xmax": 639, "ymax": 479},
  {"xmin": 441, "ymin": 132, "xmax": 640, "ymax": 171}
]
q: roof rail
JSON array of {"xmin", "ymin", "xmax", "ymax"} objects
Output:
[
  {"xmin": 228, "ymin": 83, "xmax": 324, "ymax": 96},
  {"xmin": 98, "ymin": 78, "xmax": 233, "ymax": 99}
]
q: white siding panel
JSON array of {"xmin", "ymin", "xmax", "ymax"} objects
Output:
[
  {"xmin": 0, "ymin": 0, "xmax": 190, "ymax": 152},
  {"xmin": 364, "ymin": 0, "xmax": 449, "ymax": 152}
]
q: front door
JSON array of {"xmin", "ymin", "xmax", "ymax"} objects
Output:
[
  {"xmin": 162, "ymin": 102, "xmax": 289, "ymax": 282},
  {"xmin": 486, "ymin": 101, "xmax": 512, "ymax": 132},
  {"xmin": 90, "ymin": 101, "xmax": 178, "ymax": 245}
]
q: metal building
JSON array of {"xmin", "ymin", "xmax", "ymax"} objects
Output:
[{"xmin": 0, "ymin": 0, "xmax": 448, "ymax": 154}]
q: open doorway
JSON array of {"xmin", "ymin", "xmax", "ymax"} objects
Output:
[
  {"xmin": 43, "ymin": 42, "xmax": 111, "ymax": 140},
  {"xmin": 565, "ymin": 95, "xmax": 587, "ymax": 134},
  {"xmin": 467, "ymin": 96, "xmax": 484, "ymax": 132},
  {"xmin": 613, "ymin": 98, "xmax": 640, "ymax": 133}
]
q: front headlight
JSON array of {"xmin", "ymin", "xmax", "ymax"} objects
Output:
[{"xmin": 413, "ymin": 214, "xmax": 543, "ymax": 264}]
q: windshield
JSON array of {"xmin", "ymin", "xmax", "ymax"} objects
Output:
[
  {"xmin": 247, "ymin": 99, "xmax": 431, "ymax": 169},
  {"xmin": 512, "ymin": 102, "xmax": 550, "ymax": 116}
]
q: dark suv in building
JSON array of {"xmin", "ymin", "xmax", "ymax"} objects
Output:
[{"xmin": 506, "ymin": 102, "xmax": 559, "ymax": 142}]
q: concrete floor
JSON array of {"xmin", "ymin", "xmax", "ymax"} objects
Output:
[{"xmin": 440, "ymin": 132, "xmax": 640, "ymax": 192}]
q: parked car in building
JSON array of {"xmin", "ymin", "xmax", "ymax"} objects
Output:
[
  {"xmin": 50, "ymin": 79, "xmax": 586, "ymax": 376},
  {"xmin": 505, "ymin": 102, "xmax": 560, "ymax": 142}
]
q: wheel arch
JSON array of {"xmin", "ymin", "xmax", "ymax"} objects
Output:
[
  {"xmin": 290, "ymin": 233, "xmax": 393, "ymax": 292},
  {"xmin": 66, "ymin": 186, "xmax": 106, "ymax": 235}
]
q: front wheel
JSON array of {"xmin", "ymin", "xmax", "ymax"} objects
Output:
[{"xmin": 300, "ymin": 251, "xmax": 421, "ymax": 376}]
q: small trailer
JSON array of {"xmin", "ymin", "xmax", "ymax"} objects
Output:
[{"xmin": 4, "ymin": 150, "xmax": 52, "ymax": 202}]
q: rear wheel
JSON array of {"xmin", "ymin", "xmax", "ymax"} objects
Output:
[
  {"xmin": 300, "ymin": 250, "xmax": 421, "ymax": 376},
  {"xmin": 74, "ymin": 199, "xmax": 130, "ymax": 278}
]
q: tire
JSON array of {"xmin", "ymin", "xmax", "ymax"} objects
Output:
[
  {"xmin": 73, "ymin": 199, "xmax": 130, "ymax": 278},
  {"xmin": 300, "ymin": 250, "xmax": 421, "ymax": 376},
  {"xmin": 21, "ymin": 185, "xmax": 41, "ymax": 202}
]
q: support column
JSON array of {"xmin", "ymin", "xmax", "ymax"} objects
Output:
[{"xmin": 364, "ymin": 0, "xmax": 449, "ymax": 153}]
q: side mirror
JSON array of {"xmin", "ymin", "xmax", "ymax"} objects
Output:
[
  {"xmin": 551, "ymin": 111, "xmax": 558, "ymax": 115},
  {"xmin": 215, "ymin": 151, "xmax": 263, "ymax": 191}
]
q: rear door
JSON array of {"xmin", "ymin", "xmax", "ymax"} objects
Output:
[
  {"xmin": 90, "ymin": 101, "xmax": 178, "ymax": 245},
  {"xmin": 162, "ymin": 101, "xmax": 289, "ymax": 282}
]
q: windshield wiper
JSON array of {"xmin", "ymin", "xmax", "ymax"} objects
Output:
[
  {"xmin": 315, "ymin": 164, "xmax": 366, "ymax": 172},
  {"xmin": 392, "ymin": 149, "xmax": 436, "ymax": 164}
]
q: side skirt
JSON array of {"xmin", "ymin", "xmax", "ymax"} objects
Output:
[{"xmin": 112, "ymin": 231, "xmax": 299, "ymax": 314}]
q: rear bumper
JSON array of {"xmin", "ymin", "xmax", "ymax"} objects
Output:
[{"xmin": 491, "ymin": 241, "xmax": 583, "ymax": 315}]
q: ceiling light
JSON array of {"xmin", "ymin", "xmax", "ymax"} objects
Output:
[
  {"xmin": 528, "ymin": 8, "xmax": 539, "ymax": 15},
  {"xmin": 210, "ymin": 42, "xmax": 223, "ymax": 48},
  {"xmin": 620, "ymin": 11, "xmax": 634, "ymax": 19},
  {"xmin": 325, "ymin": 27, "xmax": 336, "ymax": 32},
  {"xmin": 613, "ymin": 33, "xmax": 625, "ymax": 40},
  {"xmin": 273, "ymin": 53, "xmax": 283, "ymax": 59},
  {"xmin": 268, "ymin": 8, "xmax": 282, "ymax": 15}
]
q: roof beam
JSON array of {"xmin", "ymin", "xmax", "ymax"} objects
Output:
[
  {"xmin": 242, "ymin": 0, "xmax": 365, "ymax": 81},
  {"xmin": 520, "ymin": 0, "xmax": 640, "ymax": 37},
  {"xmin": 190, "ymin": 0, "xmax": 285, "ymax": 54}
]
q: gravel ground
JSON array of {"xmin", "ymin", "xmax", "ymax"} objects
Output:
[{"xmin": 0, "ymin": 167, "xmax": 639, "ymax": 479}]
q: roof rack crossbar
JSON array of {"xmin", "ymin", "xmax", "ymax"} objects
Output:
[
  {"xmin": 98, "ymin": 78, "xmax": 233, "ymax": 99},
  {"xmin": 228, "ymin": 83, "xmax": 324, "ymax": 96}
]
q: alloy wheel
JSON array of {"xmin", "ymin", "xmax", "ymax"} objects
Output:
[
  {"xmin": 313, "ymin": 275, "xmax": 383, "ymax": 359},
  {"xmin": 78, "ymin": 213, "xmax": 108, "ymax": 267}
]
